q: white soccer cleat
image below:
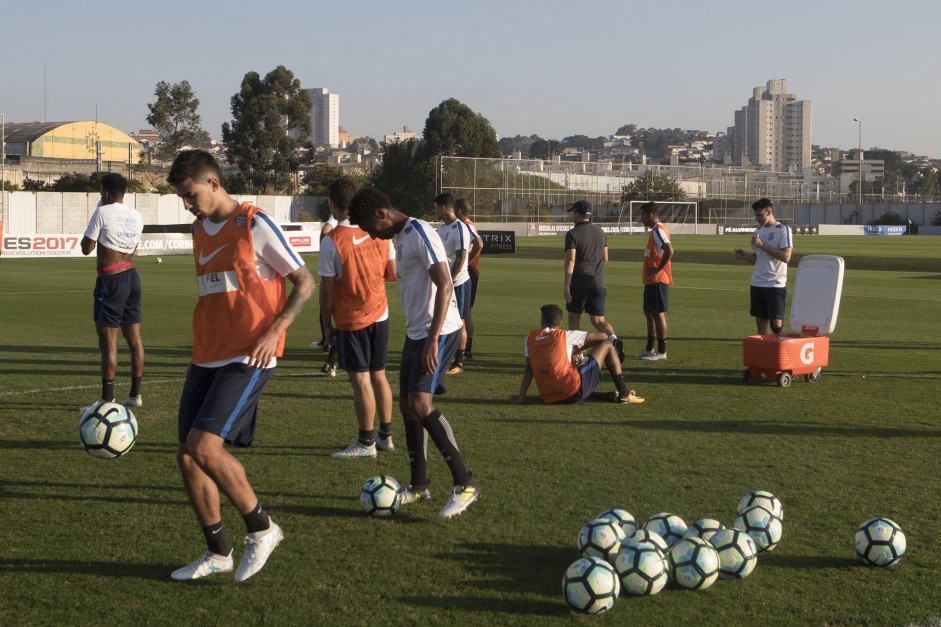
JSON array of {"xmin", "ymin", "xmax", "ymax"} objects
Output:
[
  {"xmin": 121, "ymin": 395, "xmax": 143, "ymax": 408},
  {"xmin": 634, "ymin": 349, "xmax": 655, "ymax": 359},
  {"xmin": 640, "ymin": 351, "xmax": 667, "ymax": 361},
  {"xmin": 235, "ymin": 521, "xmax": 284, "ymax": 583},
  {"xmin": 170, "ymin": 550, "xmax": 234, "ymax": 581},
  {"xmin": 331, "ymin": 441, "xmax": 377, "ymax": 459},
  {"xmin": 439, "ymin": 484, "xmax": 480, "ymax": 519},
  {"xmin": 376, "ymin": 434, "xmax": 395, "ymax": 452}
]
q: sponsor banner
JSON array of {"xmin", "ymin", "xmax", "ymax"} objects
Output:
[
  {"xmin": 717, "ymin": 224, "xmax": 818, "ymax": 235},
  {"xmin": 1, "ymin": 234, "xmax": 85, "ymax": 257},
  {"xmin": 136, "ymin": 233, "xmax": 193, "ymax": 256},
  {"xmin": 479, "ymin": 230, "xmax": 516, "ymax": 254},
  {"xmin": 288, "ymin": 234, "xmax": 316, "ymax": 253},
  {"xmin": 536, "ymin": 224, "xmax": 647, "ymax": 236},
  {"xmin": 863, "ymin": 225, "xmax": 907, "ymax": 236}
]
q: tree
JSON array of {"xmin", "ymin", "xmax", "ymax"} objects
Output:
[
  {"xmin": 50, "ymin": 172, "xmax": 145, "ymax": 193},
  {"xmin": 221, "ymin": 65, "xmax": 312, "ymax": 194},
  {"xmin": 620, "ymin": 170, "xmax": 687, "ymax": 203},
  {"xmin": 615, "ymin": 123, "xmax": 638, "ymax": 136},
  {"xmin": 499, "ymin": 134, "xmax": 537, "ymax": 157},
  {"xmin": 419, "ymin": 98, "xmax": 500, "ymax": 160},
  {"xmin": 1, "ymin": 180, "xmax": 19, "ymax": 192},
  {"xmin": 371, "ymin": 139, "xmax": 433, "ymax": 215},
  {"xmin": 146, "ymin": 80, "xmax": 211, "ymax": 161}
]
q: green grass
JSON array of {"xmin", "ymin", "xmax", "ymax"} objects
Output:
[{"xmin": 1, "ymin": 235, "xmax": 939, "ymax": 626}]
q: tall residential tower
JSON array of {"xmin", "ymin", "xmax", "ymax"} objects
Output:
[{"xmin": 305, "ymin": 87, "xmax": 339, "ymax": 148}]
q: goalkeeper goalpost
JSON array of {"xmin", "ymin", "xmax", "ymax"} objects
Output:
[{"xmin": 618, "ymin": 201, "xmax": 700, "ymax": 234}]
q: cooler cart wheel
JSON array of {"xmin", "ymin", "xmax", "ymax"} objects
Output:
[
  {"xmin": 805, "ymin": 368, "xmax": 822, "ymax": 383},
  {"xmin": 743, "ymin": 369, "xmax": 753, "ymax": 384},
  {"xmin": 777, "ymin": 372, "xmax": 792, "ymax": 388}
]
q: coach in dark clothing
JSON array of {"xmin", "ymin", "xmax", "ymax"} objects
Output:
[{"xmin": 563, "ymin": 200, "xmax": 616, "ymax": 337}]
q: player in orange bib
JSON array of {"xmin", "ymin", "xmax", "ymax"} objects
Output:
[{"xmin": 636, "ymin": 202, "xmax": 674, "ymax": 361}]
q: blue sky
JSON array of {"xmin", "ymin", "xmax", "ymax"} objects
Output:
[{"xmin": 3, "ymin": 0, "xmax": 938, "ymax": 156}]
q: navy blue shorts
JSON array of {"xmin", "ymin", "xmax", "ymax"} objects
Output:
[
  {"xmin": 93, "ymin": 268, "xmax": 142, "ymax": 327},
  {"xmin": 566, "ymin": 285, "xmax": 606, "ymax": 316},
  {"xmin": 560, "ymin": 357, "xmax": 602, "ymax": 404},
  {"xmin": 399, "ymin": 330, "xmax": 461, "ymax": 398},
  {"xmin": 468, "ymin": 269, "xmax": 479, "ymax": 308},
  {"xmin": 336, "ymin": 319, "xmax": 389, "ymax": 373},
  {"xmin": 750, "ymin": 286, "xmax": 787, "ymax": 321},
  {"xmin": 454, "ymin": 281, "xmax": 470, "ymax": 319},
  {"xmin": 643, "ymin": 283, "xmax": 670, "ymax": 313},
  {"xmin": 178, "ymin": 362, "xmax": 274, "ymax": 447}
]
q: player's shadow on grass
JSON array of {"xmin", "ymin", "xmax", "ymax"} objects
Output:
[
  {"xmin": 0, "ymin": 558, "xmax": 170, "ymax": 581},
  {"xmin": 627, "ymin": 419, "xmax": 941, "ymax": 439},
  {"xmin": 757, "ymin": 553, "xmax": 859, "ymax": 569}
]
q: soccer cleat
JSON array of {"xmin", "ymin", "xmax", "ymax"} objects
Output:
[
  {"xmin": 331, "ymin": 441, "xmax": 377, "ymax": 459},
  {"xmin": 439, "ymin": 484, "xmax": 480, "ymax": 519},
  {"xmin": 234, "ymin": 521, "xmax": 283, "ymax": 583},
  {"xmin": 400, "ymin": 485, "xmax": 432, "ymax": 505},
  {"xmin": 321, "ymin": 363, "xmax": 338, "ymax": 377},
  {"xmin": 446, "ymin": 363, "xmax": 463, "ymax": 375},
  {"xmin": 635, "ymin": 349, "xmax": 656, "ymax": 359},
  {"xmin": 79, "ymin": 399, "xmax": 113, "ymax": 413},
  {"xmin": 310, "ymin": 339, "xmax": 331, "ymax": 352},
  {"xmin": 613, "ymin": 338, "xmax": 626, "ymax": 363},
  {"xmin": 614, "ymin": 391, "xmax": 646, "ymax": 404},
  {"xmin": 641, "ymin": 351, "xmax": 667, "ymax": 361},
  {"xmin": 170, "ymin": 550, "xmax": 234, "ymax": 581},
  {"xmin": 464, "ymin": 351, "xmax": 474, "ymax": 360},
  {"xmin": 376, "ymin": 434, "xmax": 395, "ymax": 452},
  {"xmin": 121, "ymin": 395, "xmax": 143, "ymax": 408}
]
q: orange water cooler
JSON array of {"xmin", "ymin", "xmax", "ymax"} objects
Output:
[{"xmin": 743, "ymin": 255, "xmax": 844, "ymax": 388}]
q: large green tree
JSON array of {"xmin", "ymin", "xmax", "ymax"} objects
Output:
[
  {"xmin": 145, "ymin": 80, "xmax": 211, "ymax": 161},
  {"xmin": 371, "ymin": 139, "xmax": 433, "ymax": 215},
  {"xmin": 419, "ymin": 98, "xmax": 500, "ymax": 160},
  {"xmin": 620, "ymin": 170, "xmax": 687, "ymax": 203},
  {"xmin": 221, "ymin": 66, "xmax": 312, "ymax": 194}
]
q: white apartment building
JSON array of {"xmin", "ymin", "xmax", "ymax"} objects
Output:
[
  {"xmin": 721, "ymin": 79, "xmax": 812, "ymax": 173},
  {"xmin": 305, "ymin": 87, "xmax": 339, "ymax": 148}
]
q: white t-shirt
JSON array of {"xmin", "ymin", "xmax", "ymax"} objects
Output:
[
  {"xmin": 318, "ymin": 221, "xmax": 395, "ymax": 322},
  {"xmin": 395, "ymin": 218, "xmax": 462, "ymax": 340},
  {"xmin": 751, "ymin": 222, "xmax": 793, "ymax": 288},
  {"xmin": 436, "ymin": 219, "xmax": 472, "ymax": 287},
  {"xmin": 523, "ymin": 328, "xmax": 588, "ymax": 361},
  {"xmin": 83, "ymin": 201, "xmax": 144, "ymax": 253}
]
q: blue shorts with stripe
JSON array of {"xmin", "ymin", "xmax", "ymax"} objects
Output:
[
  {"xmin": 399, "ymin": 330, "xmax": 461, "ymax": 398},
  {"xmin": 454, "ymin": 280, "xmax": 470, "ymax": 318},
  {"xmin": 178, "ymin": 362, "xmax": 274, "ymax": 446},
  {"xmin": 336, "ymin": 319, "xmax": 389, "ymax": 373},
  {"xmin": 560, "ymin": 356, "xmax": 602, "ymax": 404},
  {"xmin": 93, "ymin": 268, "xmax": 142, "ymax": 327}
]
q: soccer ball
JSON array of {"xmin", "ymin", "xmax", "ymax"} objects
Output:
[
  {"xmin": 684, "ymin": 518, "xmax": 726, "ymax": 543},
  {"xmin": 578, "ymin": 518, "xmax": 626, "ymax": 563},
  {"xmin": 737, "ymin": 490, "xmax": 783, "ymax": 520},
  {"xmin": 623, "ymin": 529, "xmax": 669, "ymax": 554},
  {"xmin": 643, "ymin": 512, "xmax": 688, "ymax": 547},
  {"xmin": 155, "ymin": 257, "xmax": 163, "ymax": 264},
  {"xmin": 669, "ymin": 536, "xmax": 720, "ymax": 590},
  {"xmin": 709, "ymin": 528, "xmax": 758, "ymax": 579},
  {"xmin": 596, "ymin": 508, "xmax": 637, "ymax": 537},
  {"xmin": 855, "ymin": 517, "xmax": 906, "ymax": 567},
  {"xmin": 562, "ymin": 556, "xmax": 620, "ymax": 614},
  {"xmin": 614, "ymin": 541, "xmax": 669, "ymax": 596},
  {"xmin": 78, "ymin": 402, "xmax": 138, "ymax": 459},
  {"xmin": 359, "ymin": 475, "xmax": 402, "ymax": 518},
  {"xmin": 734, "ymin": 505, "xmax": 783, "ymax": 551}
]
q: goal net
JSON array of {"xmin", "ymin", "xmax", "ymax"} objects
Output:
[{"xmin": 620, "ymin": 201, "xmax": 699, "ymax": 232}]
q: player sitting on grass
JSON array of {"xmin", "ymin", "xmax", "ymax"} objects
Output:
[{"xmin": 514, "ymin": 304, "xmax": 644, "ymax": 405}]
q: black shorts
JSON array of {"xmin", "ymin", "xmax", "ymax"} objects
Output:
[
  {"xmin": 750, "ymin": 286, "xmax": 787, "ymax": 321},
  {"xmin": 399, "ymin": 330, "xmax": 460, "ymax": 398},
  {"xmin": 336, "ymin": 319, "xmax": 389, "ymax": 373},
  {"xmin": 643, "ymin": 284, "xmax": 670, "ymax": 313},
  {"xmin": 454, "ymin": 281, "xmax": 470, "ymax": 319},
  {"xmin": 178, "ymin": 362, "xmax": 274, "ymax": 447},
  {"xmin": 566, "ymin": 285, "xmax": 606, "ymax": 316},
  {"xmin": 468, "ymin": 269, "xmax": 479, "ymax": 308},
  {"xmin": 93, "ymin": 268, "xmax": 142, "ymax": 327},
  {"xmin": 560, "ymin": 357, "xmax": 602, "ymax": 404}
]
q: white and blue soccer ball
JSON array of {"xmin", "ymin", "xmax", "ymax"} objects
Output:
[
  {"xmin": 623, "ymin": 529, "xmax": 669, "ymax": 554},
  {"xmin": 578, "ymin": 518, "xmax": 626, "ymax": 564},
  {"xmin": 359, "ymin": 475, "xmax": 402, "ymax": 518},
  {"xmin": 709, "ymin": 528, "xmax": 758, "ymax": 579},
  {"xmin": 154, "ymin": 257, "xmax": 163, "ymax": 264},
  {"xmin": 855, "ymin": 517, "xmax": 906, "ymax": 567},
  {"xmin": 78, "ymin": 401, "xmax": 138, "ymax": 459},
  {"xmin": 596, "ymin": 508, "xmax": 637, "ymax": 537},
  {"xmin": 562, "ymin": 556, "xmax": 620, "ymax": 614},
  {"xmin": 734, "ymin": 505, "xmax": 783, "ymax": 552},
  {"xmin": 614, "ymin": 541, "xmax": 669, "ymax": 596},
  {"xmin": 738, "ymin": 490, "xmax": 784, "ymax": 520},
  {"xmin": 684, "ymin": 518, "xmax": 726, "ymax": 543},
  {"xmin": 644, "ymin": 512, "xmax": 688, "ymax": 547},
  {"xmin": 669, "ymin": 536, "xmax": 720, "ymax": 590}
]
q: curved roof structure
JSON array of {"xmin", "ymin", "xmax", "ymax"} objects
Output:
[{"xmin": 3, "ymin": 121, "xmax": 143, "ymax": 163}]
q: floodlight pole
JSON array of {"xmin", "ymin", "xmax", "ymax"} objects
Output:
[
  {"xmin": 853, "ymin": 118, "xmax": 862, "ymax": 206},
  {"xmin": 1, "ymin": 113, "xmax": 5, "ymax": 218}
]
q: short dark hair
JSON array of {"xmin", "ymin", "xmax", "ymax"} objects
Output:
[
  {"xmin": 434, "ymin": 192, "xmax": 455, "ymax": 208},
  {"xmin": 640, "ymin": 201, "xmax": 657, "ymax": 216},
  {"xmin": 349, "ymin": 187, "xmax": 393, "ymax": 226},
  {"xmin": 752, "ymin": 198, "xmax": 773, "ymax": 212},
  {"xmin": 100, "ymin": 173, "xmax": 127, "ymax": 197},
  {"xmin": 454, "ymin": 199, "xmax": 472, "ymax": 218},
  {"xmin": 328, "ymin": 178, "xmax": 357, "ymax": 212},
  {"xmin": 540, "ymin": 304, "xmax": 563, "ymax": 327},
  {"xmin": 167, "ymin": 150, "xmax": 222, "ymax": 185}
]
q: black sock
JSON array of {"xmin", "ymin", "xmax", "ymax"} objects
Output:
[
  {"xmin": 242, "ymin": 502, "xmax": 270, "ymax": 534},
  {"xmin": 612, "ymin": 373, "xmax": 628, "ymax": 398},
  {"xmin": 358, "ymin": 429, "xmax": 375, "ymax": 447},
  {"xmin": 129, "ymin": 376, "xmax": 142, "ymax": 397},
  {"xmin": 327, "ymin": 346, "xmax": 338, "ymax": 367},
  {"xmin": 102, "ymin": 380, "xmax": 115, "ymax": 401},
  {"xmin": 405, "ymin": 419, "xmax": 429, "ymax": 490},
  {"xmin": 453, "ymin": 349, "xmax": 465, "ymax": 366},
  {"xmin": 201, "ymin": 521, "xmax": 232, "ymax": 556},
  {"xmin": 645, "ymin": 337, "xmax": 655, "ymax": 352},
  {"xmin": 658, "ymin": 339, "xmax": 667, "ymax": 354},
  {"xmin": 465, "ymin": 338, "xmax": 474, "ymax": 354},
  {"xmin": 378, "ymin": 422, "xmax": 392, "ymax": 438},
  {"xmin": 421, "ymin": 410, "xmax": 471, "ymax": 486}
]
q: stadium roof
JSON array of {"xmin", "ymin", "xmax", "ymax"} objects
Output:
[{"xmin": 3, "ymin": 122, "xmax": 80, "ymax": 143}]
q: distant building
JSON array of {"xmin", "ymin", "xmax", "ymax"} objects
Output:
[
  {"xmin": 304, "ymin": 87, "xmax": 340, "ymax": 148},
  {"xmin": 384, "ymin": 126, "xmax": 418, "ymax": 145},
  {"xmin": 719, "ymin": 79, "xmax": 812, "ymax": 172},
  {"xmin": 3, "ymin": 121, "xmax": 144, "ymax": 163},
  {"xmin": 833, "ymin": 150, "xmax": 885, "ymax": 193}
]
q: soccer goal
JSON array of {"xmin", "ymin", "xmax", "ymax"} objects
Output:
[{"xmin": 618, "ymin": 201, "xmax": 700, "ymax": 233}]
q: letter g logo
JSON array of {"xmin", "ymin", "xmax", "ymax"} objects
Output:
[{"xmin": 800, "ymin": 342, "xmax": 814, "ymax": 365}]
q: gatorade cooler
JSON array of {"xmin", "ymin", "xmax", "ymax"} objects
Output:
[{"xmin": 743, "ymin": 255, "xmax": 845, "ymax": 387}]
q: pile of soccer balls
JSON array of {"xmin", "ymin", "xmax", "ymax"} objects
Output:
[
  {"xmin": 562, "ymin": 490, "xmax": 906, "ymax": 614},
  {"xmin": 78, "ymin": 402, "xmax": 139, "ymax": 459}
]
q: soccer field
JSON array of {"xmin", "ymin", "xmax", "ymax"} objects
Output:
[{"xmin": 1, "ymin": 235, "xmax": 939, "ymax": 625}]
